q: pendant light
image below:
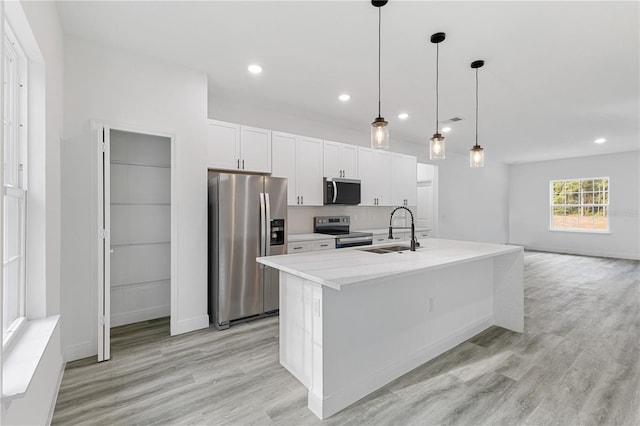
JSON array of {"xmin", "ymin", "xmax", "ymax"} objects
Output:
[
  {"xmin": 470, "ymin": 60, "xmax": 485, "ymax": 167},
  {"xmin": 429, "ymin": 32, "xmax": 446, "ymax": 160},
  {"xmin": 371, "ymin": 0, "xmax": 389, "ymax": 150}
]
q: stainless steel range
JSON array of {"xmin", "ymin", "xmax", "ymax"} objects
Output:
[{"xmin": 313, "ymin": 216, "xmax": 373, "ymax": 248}]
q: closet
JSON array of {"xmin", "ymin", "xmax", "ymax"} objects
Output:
[{"xmin": 109, "ymin": 129, "xmax": 171, "ymax": 327}]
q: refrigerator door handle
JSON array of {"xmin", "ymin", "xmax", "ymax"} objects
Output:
[
  {"xmin": 265, "ymin": 193, "xmax": 272, "ymax": 257},
  {"xmin": 332, "ymin": 181, "xmax": 338, "ymax": 203},
  {"xmin": 259, "ymin": 192, "xmax": 266, "ymax": 259}
]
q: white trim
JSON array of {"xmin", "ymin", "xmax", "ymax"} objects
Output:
[
  {"xmin": 1, "ymin": 315, "xmax": 59, "ymax": 400},
  {"xmin": 171, "ymin": 315, "xmax": 210, "ymax": 336},
  {"xmin": 46, "ymin": 360, "xmax": 66, "ymax": 426},
  {"xmin": 94, "ymin": 120, "xmax": 178, "ymax": 358}
]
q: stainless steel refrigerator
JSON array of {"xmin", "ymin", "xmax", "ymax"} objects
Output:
[{"xmin": 208, "ymin": 172, "xmax": 287, "ymax": 329}]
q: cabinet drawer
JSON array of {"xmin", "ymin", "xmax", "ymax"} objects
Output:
[
  {"xmin": 416, "ymin": 230, "xmax": 431, "ymax": 239},
  {"xmin": 311, "ymin": 239, "xmax": 335, "ymax": 251},
  {"xmin": 287, "ymin": 242, "xmax": 311, "ymax": 254}
]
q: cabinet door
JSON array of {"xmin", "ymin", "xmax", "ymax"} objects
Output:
[
  {"xmin": 340, "ymin": 143, "xmax": 358, "ymax": 179},
  {"xmin": 405, "ymin": 155, "xmax": 417, "ymax": 205},
  {"xmin": 357, "ymin": 147, "xmax": 376, "ymax": 206},
  {"xmin": 391, "ymin": 153, "xmax": 417, "ymax": 206},
  {"xmin": 207, "ymin": 120, "xmax": 240, "ymax": 170},
  {"xmin": 323, "ymin": 140, "xmax": 341, "ymax": 178},
  {"xmin": 272, "ymin": 132, "xmax": 298, "ymax": 206},
  {"xmin": 373, "ymin": 150, "xmax": 392, "ymax": 206},
  {"xmin": 296, "ymin": 136, "xmax": 324, "ymax": 206},
  {"xmin": 240, "ymin": 125, "xmax": 271, "ymax": 173}
]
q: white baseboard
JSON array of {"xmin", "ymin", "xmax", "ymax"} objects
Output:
[
  {"xmin": 63, "ymin": 340, "xmax": 96, "ymax": 362},
  {"xmin": 171, "ymin": 314, "xmax": 210, "ymax": 336},
  {"xmin": 110, "ymin": 305, "xmax": 170, "ymax": 327},
  {"xmin": 312, "ymin": 315, "xmax": 493, "ymax": 420},
  {"xmin": 525, "ymin": 245, "xmax": 640, "ymax": 260}
]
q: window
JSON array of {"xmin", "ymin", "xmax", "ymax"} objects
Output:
[
  {"xmin": 3, "ymin": 22, "xmax": 28, "ymax": 345},
  {"xmin": 550, "ymin": 177, "xmax": 609, "ymax": 232}
]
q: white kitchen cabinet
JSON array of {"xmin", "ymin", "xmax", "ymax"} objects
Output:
[
  {"xmin": 391, "ymin": 153, "xmax": 417, "ymax": 207},
  {"xmin": 207, "ymin": 120, "xmax": 271, "ymax": 173},
  {"xmin": 272, "ymin": 132, "xmax": 323, "ymax": 206},
  {"xmin": 357, "ymin": 147, "xmax": 391, "ymax": 206},
  {"xmin": 287, "ymin": 239, "xmax": 335, "ymax": 253},
  {"xmin": 323, "ymin": 140, "xmax": 358, "ymax": 179}
]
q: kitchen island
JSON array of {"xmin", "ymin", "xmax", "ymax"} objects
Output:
[{"xmin": 257, "ymin": 238, "xmax": 524, "ymax": 420}]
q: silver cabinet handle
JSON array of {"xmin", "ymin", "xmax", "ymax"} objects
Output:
[
  {"xmin": 301, "ymin": 195, "xmax": 304, "ymax": 205},
  {"xmin": 237, "ymin": 159, "xmax": 240, "ymax": 169},
  {"xmin": 297, "ymin": 196, "xmax": 300, "ymax": 205},
  {"xmin": 242, "ymin": 159, "xmax": 245, "ymax": 169},
  {"xmin": 293, "ymin": 246, "xmax": 303, "ymax": 250},
  {"xmin": 320, "ymin": 244, "xmax": 329, "ymax": 247}
]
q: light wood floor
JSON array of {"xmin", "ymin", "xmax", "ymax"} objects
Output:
[{"xmin": 52, "ymin": 251, "xmax": 639, "ymax": 425}]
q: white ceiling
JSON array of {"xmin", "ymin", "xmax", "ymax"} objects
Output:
[{"xmin": 55, "ymin": 1, "xmax": 639, "ymax": 164}]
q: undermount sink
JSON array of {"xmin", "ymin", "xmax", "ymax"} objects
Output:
[{"xmin": 358, "ymin": 244, "xmax": 416, "ymax": 254}]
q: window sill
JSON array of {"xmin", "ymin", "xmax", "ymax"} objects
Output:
[
  {"xmin": 2, "ymin": 315, "xmax": 60, "ymax": 401},
  {"xmin": 549, "ymin": 229, "xmax": 611, "ymax": 234}
]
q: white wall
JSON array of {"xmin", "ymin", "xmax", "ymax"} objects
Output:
[
  {"xmin": 1, "ymin": 1, "xmax": 65, "ymax": 424},
  {"xmin": 424, "ymin": 151, "xmax": 510, "ymax": 244},
  {"xmin": 62, "ymin": 37, "xmax": 210, "ymax": 361},
  {"xmin": 509, "ymin": 152, "xmax": 640, "ymax": 259}
]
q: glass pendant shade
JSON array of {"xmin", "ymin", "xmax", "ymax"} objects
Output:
[
  {"xmin": 470, "ymin": 145, "xmax": 484, "ymax": 167},
  {"xmin": 429, "ymin": 133, "xmax": 445, "ymax": 159},
  {"xmin": 371, "ymin": 117, "xmax": 389, "ymax": 150}
]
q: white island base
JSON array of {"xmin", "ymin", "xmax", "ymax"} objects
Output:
[{"xmin": 258, "ymin": 239, "xmax": 524, "ymax": 420}]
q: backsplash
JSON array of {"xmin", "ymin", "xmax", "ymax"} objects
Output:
[{"xmin": 288, "ymin": 205, "xmax": 415, "ymax": 234}]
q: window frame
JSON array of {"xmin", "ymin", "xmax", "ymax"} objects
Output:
[
  {"xmin": 2, "ymin": 20, "xmax": 28, "ymax": 348},
  {"xmin": 549, "ymin": 176, "xmax": 610, "ymax": 233}
]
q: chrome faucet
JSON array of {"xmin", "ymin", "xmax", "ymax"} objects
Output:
[{"xmin": 388, "ymin": 206, "xmax": 419, "ymax": 251}]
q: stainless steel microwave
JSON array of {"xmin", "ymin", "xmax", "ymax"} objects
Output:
[{"xmin": 323, "ymin": 177, "xmax": 361, "ymax": 205}]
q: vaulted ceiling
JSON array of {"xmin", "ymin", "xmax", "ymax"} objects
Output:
[{"xmin": 56, "ymin": 1, "xmax": 639, "ymax": 164}]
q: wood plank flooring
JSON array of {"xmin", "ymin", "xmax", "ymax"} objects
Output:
[{"xmin": 52, "ymin": 251, "xmax": 640, "ymax": 425}]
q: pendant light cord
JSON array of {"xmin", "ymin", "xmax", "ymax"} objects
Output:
[
  {"xmin": 475, "ymin": 67, "xmax": 479, "ymax": 147},
  {"xmin": 435, "ymin": 42, "xmax": 439, "ymax": 132},
  {"xmin": 378, "ymin": 7, "xmax": 382, "ymax": 117}
]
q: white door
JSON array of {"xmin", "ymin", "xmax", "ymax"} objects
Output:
[
  {"xmin": 207, "ymin": 120, "xmax": 240, "ymax": 170},
  {"xmin": 240, "ymin": 125, "xmax": 271, "ymax": 173},
  {"xmin": 417, "ymin": 180, "xmax": 434, "ymax": 230},
  {"xmin": 340, "ymin": 144, "xmax": 358, "ymax": 179},
  {"xmin": 97, "ymin": 124, "xmax": 111, "ymax": 362},
  {"xmin": 323, "ymin": 140, "xmax": 341, "ymax": 178},
  {"xmin": 97, "ymin": 123, "xmax": 173, "ymax": 362},
  {"xmin": 272, "ymin": 132, "xmax": 298, "ymax": 205},
  {"xmin": 296, "ymin": 136, "xmax": 324, "ymax": 206}
]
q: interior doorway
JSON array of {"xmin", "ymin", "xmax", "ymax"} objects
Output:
[{"xmin": 97, "ymin": 124, "xmax": 173, "ymax": 361}]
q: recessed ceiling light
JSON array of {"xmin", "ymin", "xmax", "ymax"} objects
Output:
[
  {"xmin": 441, "ymin": 127, "xmax": 452, "ymax": 133},
  {"xmin": 248, "ymin": 64, "xmax": 262, "ymax": 74},
  {"xmin": 398, "ymin": 113, "xmax": 409, "ymax": 120},
  {"xmin": 339, "ymin": 94, "xmax": 351, "ymax": 102},
  {"xmin": 594, "ymin": 138, "xmax": 606, "ymax": 144}
]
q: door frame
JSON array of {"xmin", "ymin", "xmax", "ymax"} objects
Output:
[{"xmin": 95, "ymin": 120, "xmax": 177, "ymax": 361}]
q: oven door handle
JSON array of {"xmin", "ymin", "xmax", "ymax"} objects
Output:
[{"xmin": 336, "ymin": 236, "xmax": 373, "ymax": 245}]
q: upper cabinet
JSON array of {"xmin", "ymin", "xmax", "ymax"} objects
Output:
[
  {"xmin": 207, "ymin": 120, "xmax": 271, "ymax": 173},
  {"xmin": 391, "ymin": 153, "xmax": 417, "ymax": 206},
  {"xmin": 272, "ymin": 132, "xmax": 324, "ymax": 206},
  {"xmin": 323, "ymin": 140, "xmax": 358, "ymax": 179},
  {"xmin": 357, "ymin": 147, "xmax": 392, "ymax": 206}
]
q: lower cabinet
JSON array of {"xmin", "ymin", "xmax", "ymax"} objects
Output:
[{"xmin": 288, "ymin": 239, "xmax": 335, "ymax": 254}]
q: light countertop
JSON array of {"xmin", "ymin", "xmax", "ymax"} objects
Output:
[
  {"xmin": 288, "ymin": 227, "xmax": 431, "ymax": 243},
  {"xmin": 353, "ymin": 227, "xmax": 431, "ymax": 234},
  {"xmin": 288, "ymin": 233, "xmax": 335, "ymax": 243},
  {"xmin": 258, "ymin": 238, "xmax": 523, "ymax": 291}
]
